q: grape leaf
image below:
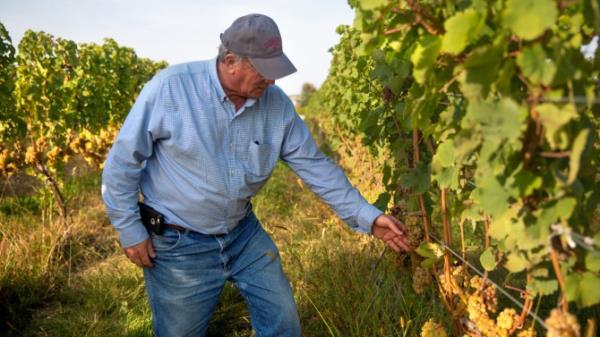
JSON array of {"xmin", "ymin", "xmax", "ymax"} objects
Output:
[
  {"xmin": 458, "ymin": 37, "xmax": 505, "ymax": 99},
  {"xmin": 471, "ymin": 175, "xmax": 511, "ymax": 219},
  {"xmin": 505, "ymin": 252, "xmax": 529, "ymax": 273},
  {"xmin": 516, "ymin": 44, "xmax": 557, "ymax": 85},
  {"xmin": 433, "ymin": 166, "xmax": 459, "ymax": 189},
  {"xmin": 586, "ymin": 252, "xmax": 600, "ymax": 272},
  {"xmin": 502, "ymin": 0, "xmax": 558, "ymax": 40},
  {"xmin": 359, "ymin": 0, "xmax": 387, "ymax": 11},
  {"xmin": 399, "ymin": 161, "xmax": 430, "ymax": 194},
  {"xmin": 565, "ymin": 272, "xmax": 600, "ymax": 307},
  {"xmin": 508, "ymin": 168, "xmax": 543, "ymax": 198},
  {"xmin": 374, "ymin": 192, "xmax": 391, "ymax": 211},
  {"xmin": 433, "ymin": 139, "xmax": 454, "ymax": 168},
  {"xmin": 567, "ymin": 129, "xmax": 590, "ymax": 184},
  {"xmin": 441, "ymin": 9, "xmax": 485, "ymax": 55},
  {"xmin": 463, "ymin": 98, "xmax": 527, "ymax": 146},
  {"xmin": 480, "ymin": 247, "xmax": 496, "ymax": 271},
  {"xmin": 416, "ymin": 242, "xmax": 444, "ymax": 268},
  {"xmin": 527, "ymin": 278, "xmax": 558, "ymax": 296},
  {"xmin": 536, "ymin": 103, "xmax": 577, "ymax": 149},
  {"xmin": 410, "ymin": 35, "xmax": 441, "ymax": 84}
]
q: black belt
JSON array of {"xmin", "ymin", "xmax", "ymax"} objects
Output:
[{"xmin": 165, "ymin": 223, "xmax": 189, "ymax": 233}]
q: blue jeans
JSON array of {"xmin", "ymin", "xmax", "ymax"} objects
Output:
[{"xmin": 143, "ymin": 211, "xmax": 301, "ymax": 337}]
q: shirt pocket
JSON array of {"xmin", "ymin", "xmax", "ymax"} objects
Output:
[{"xmin": 246, "ymin": 142, "xmax": 275, "ymax": 177}]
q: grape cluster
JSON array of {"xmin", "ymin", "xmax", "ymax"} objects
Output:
[
  {"xmin": 439, "ymin": 265, "xmax": 467, "ymax": 296},
  {"xmin": 420, "ymin": 319, "xmax": 447, "ymax": 337},
  {"xmin": 544, "ymin": 309, "xmax": 580, "ymax": 337},
  {"xmin": 68, "ymin": 126, "xmax": 118, "ymax": 168},
  {"xmin": 412, "ymin": 266, "xmax": 432, "ymax": 294},
  {"xmin": 466, "ymin": 293, "xmax": 500, "ymax": 337},
  {"xmin": 24, "ymin": 136, "xmax": 49, "ymax": 165},
  {"xmin": 403, "ymin": 212, "xmax": 424, "ymax": 248},
  {"xmin": 0, "ymin": 143, "xmax": 23, "ymax": 176},
  {"xmin": 496, "ymin": 308, "xmax": 517, "ymax": 331},
  {"xmin": 469, "ymin": 275, "xmax": 498, "ymax": 313},
  {"xmin": 516, "ymin": 327, "xmax": 537, "ymax": 337}
]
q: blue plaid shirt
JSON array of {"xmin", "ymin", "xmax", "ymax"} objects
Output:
[{"xmin": 101, "ymin": 58, "xmax": 383, "ymax": 247}]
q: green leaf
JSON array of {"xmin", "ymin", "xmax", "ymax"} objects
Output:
[
  {"xmin": 433, "ymin": 166, "xmax": 459, "ymax": 189},
  {"xmin": 509, "ymin": 168, "xmax": 543, "ymax": 197},
  {"xmin": 471, "ymin": 175, "xmax": 511, "ymax": 219},
  {"xmin": 505, "ymin": 252, "xmax": 529, "ymax": 273},
  {"xmin": 480, "ymin": 247, "xmax": 496, "ymax": 271},
  {"xmin": 410, "ymin": 35, "xmax": 441, "ymax": 84},
  {"xmin": 458, "ymin": 38, "xmax": 506, "ymax": 99},
  {"xmin": 565, "ymin": 272, "xmax": 600, "ymax": 307},
  {"xmin": 516, "ymin": 44, "xmax": 557, "ymax": 85},
  {"xmin": 586, "ymin": 252, "xmax": 600, "ymax": 272},
  {"xmin": 441, "ymin": 9, "xmax": 485, "ymax": 55},
  {"xmin": 489, "ymin": 203, "xmax": 521, "ymax": 242},
  {"xmin": 536, "ymin": 104, "xmax": 577, "ymax": 149},
  {"xmin": 416, "ymin": 242, "xmax": 444, "ymax": 268},
  {"xmin": 567, "ymin": 129, "xmax": 590, "ymax": 184},
  {"xmin": 527, "ymin": 278, "xmax": 558, "ymax": 296},
  {"xmin": 433, "ymin": 140, "xmax": 454, "ymax": 168},
  {"xmin": 374, "ymin": 192, "xmax": 391, "ymax": 211},
  {"xmin": 359, "ymin": 0, "xmax": 387, "ymax": 10},
  {"xmin": 399, "ymin": 161, "xmax": 430, "ymax": 194},
  {"xmin": 502, "ymin": 0, "xmax": 558, "ymax": 40},
  {"xmin": 537, "ymin": 198, "xmax": 577, "ymax": 228},
  {"xmin": 463, "ymin": 98, "xmax": 527, "ymax": 146}
]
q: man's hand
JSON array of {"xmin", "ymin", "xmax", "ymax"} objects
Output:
[
  {"xmin": 372, "ymin": 214, "xmax": 413, "ymax": 253},
  {"xmin": 124, "ymin": 239, "xmax": 156, "ymax": 268}
]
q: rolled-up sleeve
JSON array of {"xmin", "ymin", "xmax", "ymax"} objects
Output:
[
  {"xmin": 279, "ymin": 102, "xmax": 382, "ymax": 234},
  {"xmin": 101, "ymin": 76, "xmax": 165, "ymax": 247}
]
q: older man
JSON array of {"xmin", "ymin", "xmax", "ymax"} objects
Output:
[{"xmin": 102, "ymin": 13, "xmax": 411, "ymax": 337}]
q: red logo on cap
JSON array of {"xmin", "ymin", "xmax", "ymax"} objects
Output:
[{"xmin": 264, "ymin": 37, "xmax": 282, "ymax": 50}]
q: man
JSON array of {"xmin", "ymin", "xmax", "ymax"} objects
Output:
[{"xmin": 102, "ymin": 13, "xmax": 411, "ymax": 337}]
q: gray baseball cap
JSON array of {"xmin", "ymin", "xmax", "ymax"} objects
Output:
[{"xmin": 220, "ymin": 14, "xmax": 297, "ymax": 80}]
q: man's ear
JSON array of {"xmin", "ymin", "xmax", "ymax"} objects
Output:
[{"xmin": 224, "ymin": 52, "xmax": 237, "ymax": 67}]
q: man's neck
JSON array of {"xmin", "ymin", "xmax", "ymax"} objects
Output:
[{"xmin": 216, "ymin": 61, "xmax": 246, "ymax": 111}]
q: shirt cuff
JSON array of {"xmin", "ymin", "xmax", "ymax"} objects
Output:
[
  {"xmin": 118, "ymin": 222, "xmax": 150, "ymax": 248},
  {"xmin": 355, "ymin": 203, "xmax": 384, "ymax": 234}
]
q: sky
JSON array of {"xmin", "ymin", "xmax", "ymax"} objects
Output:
[{"xmin": 0, "ymin": 0, "xmax": 356, "ymax": 95}]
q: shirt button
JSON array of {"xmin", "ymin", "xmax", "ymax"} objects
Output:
[
  {"xmin": 230, "ymin": 169, "xmax": 234, "ymax": 176},
  {"xmin": 229, "ymin": 143, "xmax": 234, "ymax": 149}
]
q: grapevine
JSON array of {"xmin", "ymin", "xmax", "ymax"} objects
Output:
[
  {"xmin": 318, "ymin": 0, "xmax": 600, "ymax": 335},
  {"xmin": 0, "ymin": 24, "xmax": 166, "ymax": 219}
]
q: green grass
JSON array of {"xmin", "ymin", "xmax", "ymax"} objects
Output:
[{"xmin": 0, "ymin": 157, "xmax": 453, "ymax": 337}]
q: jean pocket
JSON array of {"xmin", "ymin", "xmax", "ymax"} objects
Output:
[
  {"xmin": 246, "ymin": 142, "xmax": 275, "ymax": 176},
  {"xmin": 150, "ymin": 229, "xmax": 182, "ymax": 251}
]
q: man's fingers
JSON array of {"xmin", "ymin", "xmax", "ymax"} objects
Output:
[
  {"xmin": 389, "ymin": 216, "xmax": 407, "ymax": 232},
  {"xmin": 124, "ymin": 239, "xmax": 154, "ymax": 268},
  {"xmin": 382, "ymin": 216, "xmax": 404, "ymax": 236},
  {"xmin": 128, "ymin": 254, "xmax": 143, "ymax": 267},
  {"xmin": 139, "ymin": 251, "xmax": 154, "ymax": 268},
  {"xmin": 386, "ymin": 240, "xmax": 401, "ymax": 253},
  {"xmin": 382, "ymin": 229, "xmax": 399, "ymax": 242},
  {"xmin": 393, "ymin": 236, "xmax": 412, "ymax": 252},
  {"xmin": 147, "ymin": 240, "xmax": 156, "ymax": 258},
  {"xmin": 381, "ymin": 228, "xmax": 413, "ymax": 252}
]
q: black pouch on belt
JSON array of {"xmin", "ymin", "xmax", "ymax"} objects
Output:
[{"xmin": 138, "ymin": 202, "xmax": 166, "ymax": 235}]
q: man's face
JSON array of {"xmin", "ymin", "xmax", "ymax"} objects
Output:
[{"xmin": 235, "ymin": 59, "xmax": 275, "ymax": 98}]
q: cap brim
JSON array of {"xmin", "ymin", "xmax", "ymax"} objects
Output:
[{"xmin": 249, "ymin": 53, "xmax": 297, "ymax": 80}]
